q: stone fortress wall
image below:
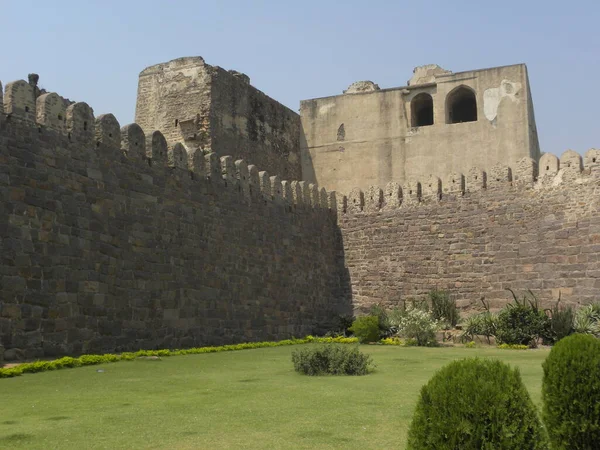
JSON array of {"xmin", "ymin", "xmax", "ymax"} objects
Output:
[
  {"xmin": 336, "ymin": 152, "xmax": 600, "ymax": 313},
  {"xmin": 0, "ymin": 78, "xmax": 350, "ymax": 361},
  {"xmin": 0, "ymin": 58, "xmax": 598, "ymax": 363}
]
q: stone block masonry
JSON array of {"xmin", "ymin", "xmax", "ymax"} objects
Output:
[
  {"xmin": 0, "ymin": 80, "xmax": 350, "ymax": 361},
  {"xmin": 338, "ymin": 151, "xmax": 600, "ymax": 313}
]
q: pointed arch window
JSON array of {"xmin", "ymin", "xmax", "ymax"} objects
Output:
[{"xmin": 446, "ymin": 86, "xmax": 477, "ymax": 124}]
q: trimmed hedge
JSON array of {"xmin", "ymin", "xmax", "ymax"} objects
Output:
[
  {"xmin": 0, "ymin": 335, "xmax": 358, "ymax": 379},
  {"xmin": 542, "ymin": 333, "xmax": 600, "ymax": 449},
  {"xmin": 497, "ymin": 343, "xmax": 529, "ymax": 350},
  {"xmin": 407, "ymin": 358, "xmax": 548, "ymax": 450}
]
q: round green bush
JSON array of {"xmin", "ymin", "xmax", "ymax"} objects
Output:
[
  {"xmin": 348, "ymin": 315, "xmax": 380, "ymax": 343},
  {"xmin": 495, "ymin": 303, "xmax": 549, "ymax": 346},
  {"xmin": 407, "ymin": 358, "xmax": 548, "ymax": 450},
  {"xmin": 542, "ymin": 333, "xmax": 600, "ymax": 449}
]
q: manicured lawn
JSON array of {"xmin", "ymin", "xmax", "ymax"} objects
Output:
[{"xmin": 0, "ymin": 345, "xmax": 549, "ymax": 449}]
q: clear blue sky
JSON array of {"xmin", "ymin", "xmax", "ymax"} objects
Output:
[{"xmin": 1, "ymin": 0, "xmax": 598, "ymax": 156}]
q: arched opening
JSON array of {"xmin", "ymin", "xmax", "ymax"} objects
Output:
[
  {"xmin": 411, "ymin": 93, "xmax": 434, "ymax": 127},
  {"xmin": 446, "ymin": 86, "xmax": 477, "ymax": 124}
]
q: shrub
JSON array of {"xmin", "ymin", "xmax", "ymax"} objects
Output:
[
  {"xmin": 495, "ymin": 290, "xmax": 549, "ymax": 346},
  {"xmin": 369, "ymin": 303, "xmax": 395, "ymax": 338},
  {"xmin": 291, "ymin": 345, "xmax": 374, "ymax": 376},
  {"xmin": 542, "ymin": 333, "xmax": 600, "ymax": 449},
  {"xmin": 396, "ymin": 305, "xmax": 438, "ymax": 346},
  {"xmin": 407, "ymin": 358, "xmax": 548, "ymax": 450},
  {"xmin": 429, "ymin": 290, "xmax": 460, "ymax": 328},
  {"xmin": 465, "ymin": 341, "xmax": 476, "ymax": 348},
  {"xmin": 348, "ymin": 315, "xmax": 380, "ymax": 343}
]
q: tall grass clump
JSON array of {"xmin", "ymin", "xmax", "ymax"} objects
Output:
[
  {"xmin": 546, "ymin": 299, "xmax": 574, "ymax": 343},
  {"xmin": 542, "ymin": 333, "xmax": 600, "ymax": 449},
  {"xmin": 407, "ymin": 358, "xmax": 548, "ymax": 450},
  {"xmin": 429, "ymin": 289, "xmax": 459, "ymax": 328}
]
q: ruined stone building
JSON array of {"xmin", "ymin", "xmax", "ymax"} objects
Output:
[
  {"xmin": 0, "ymin": 57, "xmax": 598, "ymax": 361},
  {"xmin": 134, "ymin": 58, "xmax": 540, "ymax": 194}
]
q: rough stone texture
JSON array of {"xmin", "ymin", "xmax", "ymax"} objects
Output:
[
  {"xmin": 300, "ymin": 64, "xmax": 541, "ymax": 194},
  {"xmin": 339, "ymin": 168, "xmax": 600, "ymax": 313},
  {"xmin": 0, "ymin": 115, "xmax": 349, "ymax": 360},
  {"xmin": 135, "ymin": 57, "xmax": 302, "ymax": 181}
]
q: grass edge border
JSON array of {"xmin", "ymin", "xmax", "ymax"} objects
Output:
[{"xmin": 0, "ymin": 336, "xmax": 358, "ymax": 378}]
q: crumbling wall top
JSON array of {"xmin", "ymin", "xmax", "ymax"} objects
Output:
[
  {"xmin": 139, "ymin": 56, "xmax": 206, "ymax": 76},
  {"xmin": 343, "ymin": 81, "xmax": 380, "ymax": 95},
  {"xmin": 408, "ymin": 64, "xmax": 452, "ymax": 86}
]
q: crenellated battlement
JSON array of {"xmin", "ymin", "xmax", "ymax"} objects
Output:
[
  {"xmin": 336, "ymin": 151, "xmax": 600, "ymax": 217},
  {"xmin": 0, "ymin": 79, "xmax": 335, "ymax": 216}
]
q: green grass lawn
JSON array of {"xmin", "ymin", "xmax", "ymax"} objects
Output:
[{"xmin": 0, "ymin": 345, "xmax": 549, "ymax": 449}]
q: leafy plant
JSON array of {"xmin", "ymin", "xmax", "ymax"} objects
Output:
[
  {"xmin": 396, "ymin": 305, "xmax": 438, "ymax": 346},
  {"xmin": 573, "ymin": 304, "xmax": 600, "ymax": 336},
  {"xmin": 291, "ymin": 344, "xmax": 374, "ymax": 376},
  {"xmin": 495, "ymin": 290, "xmax": 550, "ymax": 347},
  {"xmin": 429, "ymin": 290, "xmax": 459, "ymax": 328},
  {"xmin": 465, "ymin": 341, "xmax": 476, "ymax": 348},
  {"xmin": 542, "ymin": 333, "xmax": 600, "ymax": 449},
  {"xmin": 461, "ymin": 309, "xmax": 497, "ymax": 344},
  {"xmin": 348, "ymin": 315, "xmax": 381, "ymax": 343},
  {"xmin": 407, "ymin": 358, "xmax": 548, "ymax": 450}
]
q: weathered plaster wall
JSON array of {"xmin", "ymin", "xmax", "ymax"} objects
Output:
[
  {"xmin": 0, "ymin": 83, "xmax": 349, "ymax": 361},
  {"xmin": 300, "ymin": 64, "xmax": 541, "ymax": 194},
  {"xmin": 338, "ymin": 152, "xmax": 600, "ymax": 313},
  {"xmin": 135, "ymin": 57, "xmax": 302, "ymax": 180},
  {"xmin": 300, "ymin": 88, "xmax": 406, "ymax": 196}
]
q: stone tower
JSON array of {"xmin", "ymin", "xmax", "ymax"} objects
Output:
[
  {"xmin": 299, "ymin": 63, "xmax": 540, "ymax": 194},
  {"xmin": 135, "ymin": 56, "xmax": 302, "ymax": 180}
]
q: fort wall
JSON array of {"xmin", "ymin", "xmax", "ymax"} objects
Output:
[
  {"xmin": 0, "ymin": 80, "xmax": 349, "ymax": 361},
  {"xmin": 337, "ymin": 153, "xmax": 600, "ymax": 313}
]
